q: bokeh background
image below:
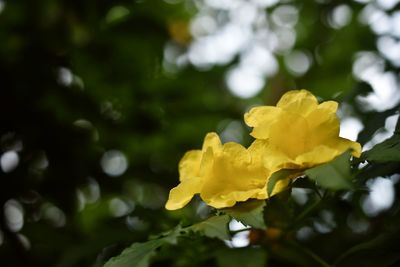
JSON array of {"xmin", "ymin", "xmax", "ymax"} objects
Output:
[{"xmin": 0, "ymin": 0, "xmax": 399, "ymax": 266}]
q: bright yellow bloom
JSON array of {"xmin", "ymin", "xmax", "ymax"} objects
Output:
[
  {"xmin": 165, "ymin": 133, "xmax": 287, "ymax": 210},
  {"xmin": 166, "ymin": 90, "xmax": 361, "ymax": 210},
  {"xmin": 244, "ymin": 90, "xmax": 362, "ymax": 171}
]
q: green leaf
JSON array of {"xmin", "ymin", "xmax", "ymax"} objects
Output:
[
  {"xmin": 151, "ymin": 224, "xmax": 183, "ymax": 245},
  {"xmin": 361, "ymin": 134, "xmax": 400, "ymax": 163},
  {"xmin": 292, "ymin": 176, "xmax": 316, "ymax": 189},
  {"xmin": 216, "ymin": 247, "xmax": 267, "ymax": 267},
  {"xmin": 223, "ymin": 200, "xmax": 266, "ymax": 229},
  {"xmin": 305, "ymin": 151, "xmax": 352, "ymax": 190},
  {"xmin": 103, "ymin": 216, "xmax": 230, "ymax": 267},
  {"xmin": 104, "ymin": 225, "xmax": 182, "ymax": 267},
  {"xmin": 267, "ymin": 169, "xmax": 300, "ymax": 196},
  {"xmin": 357, "ymin": 162, "xmax": 400, "ymax": 181},
  {"xmin": 188, "ymin": 215, "xmax": 231, "ymax": 240},
  {"xmin": 103, "ymin": 239, "xmax": 165, "ymax": 267}
]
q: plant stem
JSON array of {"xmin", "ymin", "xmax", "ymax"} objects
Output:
[
  {"xmin": 293, "ymin": 199, "xmax": 321, "ymax": 226},
  {"xmin": 230, "ymin": 227, "xmax": 251, "ymax": 235},
  {"xmin": 289, "ymin": 241, "xmax": 332, "ymax": 267}
]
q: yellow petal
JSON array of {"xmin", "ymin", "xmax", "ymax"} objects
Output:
[
  {"xmin": 205, "ymin": 188, "xmax": 267, "ymax": 209},
  {"xmin": 178, "ymin": 150, "xmax": 202, "ymax": 182},
  {"xmin": 222, "ymin": 142, "xmax": 252, "ymax": 165},
  {"xmin": 166, "ymin": 132, "xmax": 222, "ymax": 210},
  {"xmin": 305, "ymin": 115, "xmax": 339, "ymax": 150},
  {"xmin": 264, "ymin": 174, "xmax": 293, "ymax": 197},
  {"xmin": 306, "ymin": 102, "xmax": 338, "ymax": 130},
  {"xmin": 295, "ymin": 145, "xmax": 343, "ymax": 168},
  {"xmin": 165, "ymin": 178, "xmax": 203, "ymax": 210},
  {"xmin": 200, "ymin": 142, "xmax": 269, "ymax": 208},
  {"xmin": 350, "ymin": 141, "xmax": 362, "ymax": 158},
  {"xmin": 277, "ymin": 89, "xmax": 319, "ymax": 116},
  {"xmin": 330, "ymin": 137, "xmax": 362, "ymax": 158},
  {"xmin": 318, "ymin": 100, "xmax": 338, "ymax": 113},
  {"xmin": 244, "ymin": 106, "xmax": 282, "ymax": 139},
  {"xmin": 295, "ymin": 138, "xmax": 362, "ymax": 168},
  {"xmin": 248, "ymin": 139, "xmax": 268, "ymax": 165},
  {"xmin": 267, "ymin": 111, "xmax": 310, "ymax": 159},
  {"xmin": 202, "ymin": 132, "xmax": 222, "ymax": 152},
  {"xmin": 249, "ymin": 140, "xmax": 298, "ymax": 171}
]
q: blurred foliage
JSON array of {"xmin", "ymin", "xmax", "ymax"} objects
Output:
[{"xmin": 0, "ymin": 0, "xmax": 399, "ymax": 267}]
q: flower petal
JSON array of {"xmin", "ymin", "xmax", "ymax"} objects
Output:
[
  {"xmin": 264, "ymin": 172, "xmax": 295, "ymax": 197},
  {"xmin": 305, "ymin": 114, "xmax": 339, "ymax": 150},
  {"xmin": 200, "ymin": 142, "xmax": 269, "ymax": 208},
  {"xmin": 202, "ymin": 132, "xmax": 222, "ymax": 152},
  {"xmin": 244, "ymin": 106, "xmax": 282, "ymax": 139},
  {"xmin": 205, "ymin": 188, "xmax": 267, "ymax": 209},
  {"xmin": 295, "ymin": 138, "xmax": 361, "ymax": 168},
  {"xmin": 295, "ymin": 145, "xmax": 343, "ymax": 168},
  {"xmin": 277, "ymin": 89, "xmax": 319, "ymax": 116},
  {"xmin": 179, "ymin": 150, "xmax": 202, "ymax": 182},
  {"xmin": 318, "ymin": 100, "xmax": 338, "ymax": 113},
  {"xmin": 165, "ymin": 178, "xmax": 203, "ymax": 210},
  {"xmin": 330, "ymin": 137, "xmax": 362, "ymax": 158},
  {"xmin": 267, "ymin": 111, "xmax": 310, "ymax": 159}
]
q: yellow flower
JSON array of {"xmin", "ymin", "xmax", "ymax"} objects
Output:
[
  {"xmin": 166, "ymin": 90, "xmax": 361, "ymax": 210},
  {"xmin": 165, "ymin": 133, "xmax": 287, "ymax": 210},
  {"xmin": 244, "ymin": 90, "xmax": 362, "ymax": 171}
]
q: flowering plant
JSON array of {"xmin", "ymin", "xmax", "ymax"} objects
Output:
[
  {"xmin": 166, "ymin": 90, "xmax": 361, "ymax": 209},
  {"xmin": 105, "ymin": 90, "xmax": 400, "ymax": 267}
]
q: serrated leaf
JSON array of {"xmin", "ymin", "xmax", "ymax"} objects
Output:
[
  {"xmin": 188, "ymin": 215, "xmax": 230, "ymax": 240},
  {"xmin": 267, "ymin": 169, "xmax": 300, "ymax": 196},
  {"xmin": 151, "ymin": 224, "xmax": 183, "ymax": 245},
  {"xmin": 103, "ymin": 216, "xmax": 230, "ymax": 266},
  {"xmin": 305, "ymin": 151, "xmax": 352, "ymax": 190},
  {"xmin": 361, "ymin": 134, "xmax": 400, "ymax": 163},
  {"xmin": 104, "ymin": 224, "xmax": 182, "ymax": 267},
  {"xmin": 103, "ymin": 239, "xmax": 165, "ymax": 267},
  {"xmin": 223, "ymin": 200, "xmax": 266, "ymax": 229},
  {"xmin": 216, "ymin": 247, "xmax": 267, "ymax": 267}
]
